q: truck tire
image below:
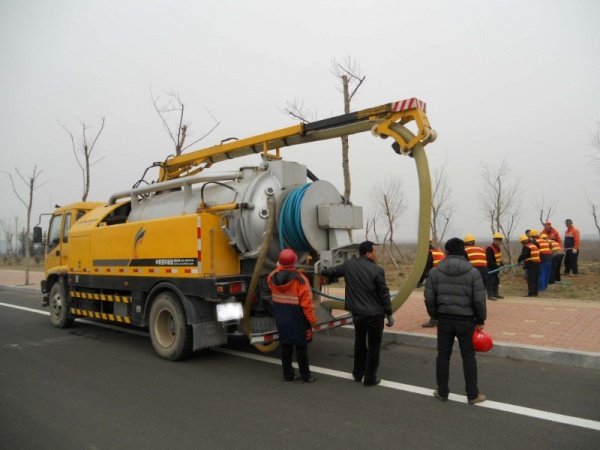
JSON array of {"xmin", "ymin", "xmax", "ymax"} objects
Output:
[
  {"xmin": 149, "ymin": 292, "xmax": 192, "ymax": 361},
  {"xmin": 49, "ymin": 282, "xmax": 74, "ymax": 328}
]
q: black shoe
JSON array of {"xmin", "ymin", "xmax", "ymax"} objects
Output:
[
  {"xmin": 284, "ymin": 375, "xmax": 300, "ymax": 383},
  {"xmin": 363, "ymin": 377, "xmax": 381, "ymax": 387},
  {"xmin": 300, "ymin": 376, "xmax": 317, "ymax": 384},
  {"xmin": 353, "ymin": 376, "xmax": 363, "ymax": 382},
  {"xmin": 422, "ymin": 320, "xmax": 437, "ymax": 328},
  {"xmin": 495, "ymin": 295, "xmax": 504, "ymax": 299},
  {"xmin": 433, "ymin": 390, "xmax": 448, "ymax": 401},
  {"xmin": 416, "ymin": 283, "xmax": 424, "ymax": 288},
  {"xmin": 488, "ymin": 297, "xmax": 497, "ymax": 301}
]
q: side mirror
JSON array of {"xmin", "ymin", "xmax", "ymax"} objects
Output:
[{"xmin": 33, "ymin": 226, "xmax": 43, "ymax": 244}]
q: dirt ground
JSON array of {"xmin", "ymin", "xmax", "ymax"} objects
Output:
[{"xmin": 2, "ymin": 255, "xmax": 599, "ymax": 301}]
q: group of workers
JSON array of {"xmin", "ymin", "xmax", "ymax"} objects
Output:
[
  {"xmin": 517, "ymin": 219, "xmax": 580, "ymax": 297},
  {"xmin": 420, "ymin": 219, "xmax": 581, "ymax": 326}
]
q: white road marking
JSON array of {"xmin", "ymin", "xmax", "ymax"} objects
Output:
[{"xmin": 2, "ymin": 301, "xmax": 599, "ymax": 431}]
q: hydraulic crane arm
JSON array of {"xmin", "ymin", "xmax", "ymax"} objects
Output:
[{"xmin": 159, "ymin": 98, "xmax": 436, "ymax": 181}]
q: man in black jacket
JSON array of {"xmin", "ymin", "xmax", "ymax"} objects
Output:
[
  {"xmin": 425, "ymin": 238, "xmax": 487, "ymax": 404},
  {"xmin": 321, "ymin": 241, "xmax": 394, "ymax": 387}
]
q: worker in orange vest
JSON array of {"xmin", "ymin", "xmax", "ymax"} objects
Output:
[
  {"xmin": 464, "ymin": 234, "xmax": 489, "ymax": 298},
  {"xmin": 485, "ymin": 232, "xmax": 505, "ymax": 300},
  {"xmin": 537, "ymin": 233, "xmax": 553, "ymax": 290},
  {"xmin": 518, "ymin": 235, "xmax": 541, "ymax": 297},
  {"xmin": 548, "ymin": 237, "xmax": 564, "ymax": 284},
  {"xmin": 420, "ymin": 240, "xmax": 445, "ymax": 328}
]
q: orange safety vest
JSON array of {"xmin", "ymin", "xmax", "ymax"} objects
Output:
[
  {"xmin": 486, "ymin": 244, "xmax": 502, "ymax": 265},
  {"xmin": 549, "ymin": 239, "xmax": 563, "ymax": 254},
  {"xmin": 525, "ymin": 243, "xmax": 541, "ymax": 263},
  {"xmin": 431, "ymin": 250, "xmax": 445, "ymax": 267},
  {"xmin": 535, "ymin": 238, "xmax": 552, "ymax": 256},
  {"xmin": 465, "ymin": 245, "xmax": 487, "ymax": 268}
]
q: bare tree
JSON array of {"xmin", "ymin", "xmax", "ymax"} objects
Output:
[
  {"xmin": 585, "ymin": 192, "xmax": 600, "ymax": 247},
  {"xmin": 533, "ymin": 196, "xmax": 558, "ymax": 225},
  {"xmin": 371, "ymin": 177, "xmax": 406, "ymax": 266},
  {"xmin": 2, "ymin": 166, "xmax": 48, "ymax": 284},
  {"xmin": 591, "ymin": 123, "xmax": 600, "ymax": 179},
  {"xmin": 0, "ymin": 219, "xmax": 14, "ymax": 260},
  {"xmin": 331, "ymin": 57, "xmax": 366, "ymax": 202},
  {"xmin": 430, "ymin": 163, "xmax": 455, "ymax": 247},
  {"xmin": 60, "ymin": 117, "xmax": 106, "ymax": 201},
  {"xmin": 479, "ymin": 159, "xmax": 522, "ymax": 263},
  {"xmin": 364, "ymin": 210, "xmax": 380, "ymax": 243},
  {"xmin": 150, "ymin": 88, "xmax": 220, "ymax": 157}
]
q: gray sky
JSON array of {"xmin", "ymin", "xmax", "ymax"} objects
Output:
[{"xmin": 1, "ymin": 0, "xmax": 599, "ymax": 243}]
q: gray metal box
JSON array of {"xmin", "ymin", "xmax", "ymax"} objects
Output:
[{"xmin": 317, "ymin": 204, "xmax": 363, "ymax": 229}]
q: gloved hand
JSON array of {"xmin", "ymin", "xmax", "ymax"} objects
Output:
[
  {"xmin": 573, "ymin": 249, "xmax": 578, "ymax": 254},
  {"xmin": 386, "ymin": 314, "xmax": 395, "ymax": 327}
]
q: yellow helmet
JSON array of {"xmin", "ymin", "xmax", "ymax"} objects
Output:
[
  {"xmin": 540, "ymin": 232, "xmax": 548, "ymax": 239},
  {"xmin": 464, "ymin": 234, "xmax": 476, "ymax": 243},
  {"xmin": 530, "ymin": 229, "xmax": 539, "ymax": 237},
  {"xmin": 492, "ymin": 232, "xmax": 504, "ymax": 240},
  {"xmin": 519, "ymin": 234, "xmax": 529, "ymax": 243}
]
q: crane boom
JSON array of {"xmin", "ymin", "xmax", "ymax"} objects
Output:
[{"xmin": 159, "ymin": 98, "xmax": 436, "ymax": 181}]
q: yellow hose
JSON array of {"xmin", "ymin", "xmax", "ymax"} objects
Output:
[{"xmin": 321, "ymin": 122, "xmax": 432, "ymax": 313}]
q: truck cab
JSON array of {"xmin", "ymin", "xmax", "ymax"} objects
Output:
[{"xmin": 34, "ymin": 202, "xmax": 104, "ymax": 305}]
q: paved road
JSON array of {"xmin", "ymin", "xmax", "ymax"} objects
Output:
[{"xmin": 1, "ymin": 288, "xmax": 598, "ymax": 449}]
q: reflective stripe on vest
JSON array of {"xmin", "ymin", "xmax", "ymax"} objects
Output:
[
  {"xmin": 535, "ymin": 238, "xmax": 552, "ymax": 256},
  {"xmin": 525, "ymin": 243, "xmax": 541, "ymax": 263},
  {"xmin": 487, "ymin": 244, "xmax": 502, "ymax": 264},
  {"xmin": 431, "ymin": 250, "xmax": 445, "ymax": 267},
  {"xmin": 549, "ymin": 240, "xmax": 562, "ymax": 254},
  {"xmin": 272, "ymin": 293, "xmax": 300, "ymax": 305},
  {"xmin": 465, "ymin": 246, "xmax": 487, "ymax": 267}
]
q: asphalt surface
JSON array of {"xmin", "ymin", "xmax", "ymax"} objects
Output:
[{"xmin": 1, "ymin": 287, "xmax": 599, "ymax": 449}]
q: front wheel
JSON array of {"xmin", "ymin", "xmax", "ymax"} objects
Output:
[
  {"xmin": 49, "ymin": 282, "xmax": 74, "ymax": 328},
  {"xmin": 149, "ymin": 292, "xmax": 192, "ymax": 361}
]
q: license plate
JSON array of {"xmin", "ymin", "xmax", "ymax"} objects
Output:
[{"xmin": 217, "ymin": 302, "xmax": 244, "ymax": 322}]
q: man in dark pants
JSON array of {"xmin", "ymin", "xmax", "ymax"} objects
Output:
[
  {"xmin": 517, "ymin": 234, "xmax": 541, "ymax": 297},
  {"xmin": 321, "ymin": 241, "xmax": 394, "ymax": 387},
  {"xmin": 424, "ymin": 238, "xmax": 487, "ymax": 404}
]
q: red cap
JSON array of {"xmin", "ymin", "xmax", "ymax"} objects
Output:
[{"xmin": 545, "ymin": 221, "xmax": 551, "ymax": 225}]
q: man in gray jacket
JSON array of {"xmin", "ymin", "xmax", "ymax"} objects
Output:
[{"xmin": 425, "ymin": 237, "xmax": 487, "ymax": 404}]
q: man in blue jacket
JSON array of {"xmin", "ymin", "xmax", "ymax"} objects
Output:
[
  {"xmin": 321, "ymin": 241, "xmax": 394, "ymax": 387},
  {"xmin": 425, "ymin": 238, "xmax": 487, "ymax": 404}
]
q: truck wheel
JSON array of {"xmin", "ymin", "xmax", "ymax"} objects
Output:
[
  {"xmin": 149, "ymin": 292, "xmax": 192, "ymax": 361},
  {"xmin": 49, "ymin": 282, "xmax": 74, "ymax": 328}
]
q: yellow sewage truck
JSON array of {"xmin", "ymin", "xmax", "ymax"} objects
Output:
[{"xmin": 34, "ymin": 98, "xmax": 436, "ymax": 360}]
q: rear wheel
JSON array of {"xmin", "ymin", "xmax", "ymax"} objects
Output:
[
  {"xmin": 149, "ymin": 292, "xmax": 192, "ymax": 361},
  {"xmin": 49, "ymin": 282, "xmax": 74, "ymax": 328}
]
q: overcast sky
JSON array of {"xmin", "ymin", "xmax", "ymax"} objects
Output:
[{"xmin": 1, "ymin": 0, "xmax": 599, "ymax": 244}]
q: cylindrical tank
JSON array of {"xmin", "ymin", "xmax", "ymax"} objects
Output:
[{"xmin": 125, "ymin": 160, "xmax": 347, "ymax": 268}]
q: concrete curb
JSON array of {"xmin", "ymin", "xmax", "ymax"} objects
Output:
[{"xmin": 330, "ymin": 326, "xmax": 600, "ymax": 370}]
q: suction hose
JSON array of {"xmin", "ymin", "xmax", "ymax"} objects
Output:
[
  {"xmin": 243, "ymin": 196, "xmax": 279, "ymax": 353},
  {"xmin": 320, "ymin": 122, "xmax": 432, "ymax": 313}
]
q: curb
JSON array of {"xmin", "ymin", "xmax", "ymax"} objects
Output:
[{"xmin": 330, "ymin": 326, "xmax": 600, "ymax": 370}]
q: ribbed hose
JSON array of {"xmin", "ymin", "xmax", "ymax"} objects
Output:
[
  {"xmin": 321, "ymin": 122, "xmax": 432, "ymax": 313},
  {"xmin": 243, "ymin": 196, "xmax": 279, "ymax": 352}
]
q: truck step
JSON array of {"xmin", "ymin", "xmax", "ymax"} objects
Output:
[{"xmin": 249, "ymin": 314, "xmax": 353, "ymax": 345}]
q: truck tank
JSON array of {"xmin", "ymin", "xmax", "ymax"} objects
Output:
[{"xmin": 112, "ymin": 159, "xmax": 361, "ymax": 270}]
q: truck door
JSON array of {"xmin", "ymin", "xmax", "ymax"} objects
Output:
[
  {"xmin": 45, "ymin": 213, "xmax": 64, "ymax": 270},
  {"xmin": 45, "ymin": 212, "xmax": 74, "ymax": 269}
]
